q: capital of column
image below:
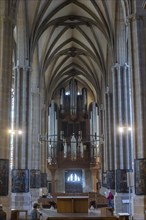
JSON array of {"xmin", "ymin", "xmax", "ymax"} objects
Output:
[
  {"xmin": 105, "ymin": 85, "xmax": 110, "ymax": 95},
  {"xmin": 112, "ymin": 62, "xmax": 121, "ymax": 71},
  {"xmin": 123, "ymin": 62, "xmax": 130, "ymax": 70},
  {"xmin": 13, "ymin": 59, "xmax": 31, "ymax": 71},
  {"xmin": 14, "ymin": 65, "xmax": 31, "ymax": 71},
  {"xmin": 126, "ymin": 13, "xmax": 143, "ymax": 25},
  {"xmin": 99, "ymin": 103, "xmax": 104, "ymax": 110},
  {"xmin": 112, "ymin": 62, "xmax": 130, "ymax": 71},
  {"xmin": 47, "ymin": 164, "xmax": 58, "ymax": 174}
]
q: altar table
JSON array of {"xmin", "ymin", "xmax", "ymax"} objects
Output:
[{"xmin": 57, "ymin": 196, "xmax": 88, "ymax": 213}]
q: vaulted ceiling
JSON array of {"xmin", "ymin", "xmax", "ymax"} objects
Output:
[{"xmin": 16, "ymin": 0, "xmax": 131, "ymax": 104}]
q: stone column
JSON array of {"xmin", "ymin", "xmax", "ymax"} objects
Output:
[
  {"xmin": 0, "ymin": 7, "xmax": 14, "ymax": 160},
  {"xmin": 82, "ymin": 88, "xmax": 87, "ymax": 114},
  {"xmin": 51, "ymin": 171, "xmax": 55, "ymax": 194},
  {"xmin": 13, "ymin": 0, "xmax": 30, "ymax": 169},
  {"xmin": 127, "ymin": 13, "xmax": 146, "ymax": 220},
  {"xmin": 112, "ymin": 63, "xmax": 132, "ymax": 170},
  {"xmin": 127, "ymin": 13, "xmax": 146, "ymax": 158},
  {"xmin": 105, "ymin": 86, "xmax": 115, "ymax": 191},
  {"xmin": 12, "ymin": 65, "xmax": 31, "ymax": 211},
  {"xmin": 90, "ymin": 168, "xmax": 98, "ymax": 192},
  {"xmin": 97, "ymin": 170, "xmax": 101, "ymax": 193},
  {"xmin": 48, "ymin": 167, "xmax": 57, "ymax": 194},
  {"xmin": 28, "ymin": 46, "xmax": 43, "ymax": 207},
  {"xmin": 40, "ymin": 103, "xmax": 48, "ymax": 202},
  {"xmin": 11, "ymin": 0, "xmax": 31, "ymax": 212},
  {"xmin": 30, "ymin": 88, "xmax": 40, "ymax": 169},
  {"xmin": 60, "ymin": 88, "xmax": 65, "ymax": 114},
  {"xmin": 112, "ymin": 62, "xmax": 133, "ymax": 214},
  {"xmin": 0, "ymin": 2, "xmax": 14, "ymax": 217},
  {"xmin": 122, "ymin": 63, "xmax": 133, "ymax": 169},
  {"xmin": 99, "ymin": 103, "xmax": 107, "ymax": 191},
  {"xmin": 105, "ymin": 86, "xmax": 114, "ymax": 170},
  {"xmin": 40, "ymin": 104, "xmax": 47, "ymax": 173},
  {"xmin": 112, "ymin": 63, "xmax": 123, "ymax": 168},
  {"xmin": 13, "ymin": 66, "xmax": 30, "ymax": 168}
]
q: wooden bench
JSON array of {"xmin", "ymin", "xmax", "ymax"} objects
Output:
[
  {"xmin": 11, "ymin": 210, "xmax": 28, "ymax": 220},
  {"xmin": 46, "ymin": 217, "xmax": 129, "ymax": 220},
  {"xmin": 38, "ymin": 198, "xmax": 56, "ymax": 209},
  {"xmin": 47, "ymin": 217, "xmax": 118, "ymax": 220},
  {"xmin": 88, "ymin": 192, "xmax": 108, "ymax": 208},
  {"xmin": 101, "ymin": 207, "xmax": 114, "ymax": 216}
]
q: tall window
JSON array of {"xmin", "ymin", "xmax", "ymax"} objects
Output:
[{"xmin": 67, "ymin": 173, "xmax": 81, "ymax": 182}]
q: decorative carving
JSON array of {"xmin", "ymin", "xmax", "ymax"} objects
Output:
[
  {"xmin": 112, "ymin": 62, "xmax": 121, "ymax": 70},
  {"xmin": 126, "ymin": 13, "xmax": 143, "ymax": 25}
]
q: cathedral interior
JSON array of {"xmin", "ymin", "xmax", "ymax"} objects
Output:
[{"xmin": 0, "ymin": 0, "xmax": 146, "ymax": 220}]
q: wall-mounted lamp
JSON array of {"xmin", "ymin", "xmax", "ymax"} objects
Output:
[
  {"xmin": 118, "ymin": 126, "xmax": 132, "ymax": 133},
  {"xmin": 8, "ymin": 129, "xmax": 22, "ymax": 135}
]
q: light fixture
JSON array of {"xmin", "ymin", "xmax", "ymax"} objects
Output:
[
  {"xmin": 127, "ymin": 127, "xmax": 132, "ymax": 131},
  {"xmin": 118, "ymin": 126, "xmax": 132, "ymax": 133},
  {"xmin": 8, "ymin": 129, "xmax": 22, "ymax": 135}
]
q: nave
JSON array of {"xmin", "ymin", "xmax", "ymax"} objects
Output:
[{"xmin": 1, "ymin": 1, "xmax": 146, "ymax": 220}]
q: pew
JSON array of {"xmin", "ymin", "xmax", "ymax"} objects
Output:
[
  {"xmin": 100, "ymin": 207, "xmax": 114, "ymax": 216},
  {"xmin": 46, "ymin": 216, "xmax": 128, "ymax": 220},
  {"xmin": 47, "ymin": 217, "xmax": 118, "ymax": 220}
]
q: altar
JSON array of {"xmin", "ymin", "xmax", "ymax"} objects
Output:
[{"xmin": 57, "ymin": 196, "xmax": 88, "ymax": 213}]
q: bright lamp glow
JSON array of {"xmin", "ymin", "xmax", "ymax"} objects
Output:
[
  {"xmin": 8, "ymin": 129, "xmax": 15, "ymax": 135},
  {"xmin": 128, "ymin": 127, "xmax": 132, "ymax": 131},
  {"xmin": 18, "ymin": 130, "xmax": 22, "ymax": 135},
  {"xmin": 118, "ymin": 126, "xmax": 132, "ymax": 133},
  {"xmin": 118, "ymin": 126, "xmax": 124, "ymax": 133},
  {"xmin": 8, "ymin": 129, "xmax": 22, "ymax": 135}
]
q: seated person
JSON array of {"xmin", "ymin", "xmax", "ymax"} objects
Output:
[
  {"xmin": 90, "ymin": 201, "xmax": 96, "ymax": 209},
  {"xmin": 48, "ymin": 200, "xmax": 57, "ymax": 209},
  {"xmin": 0, "ymin": 204, "xmax": 6, "ymax": 220},
  {"xmin": 30, "ymin": 203, "xmax": 42, "ymax": 220}
]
